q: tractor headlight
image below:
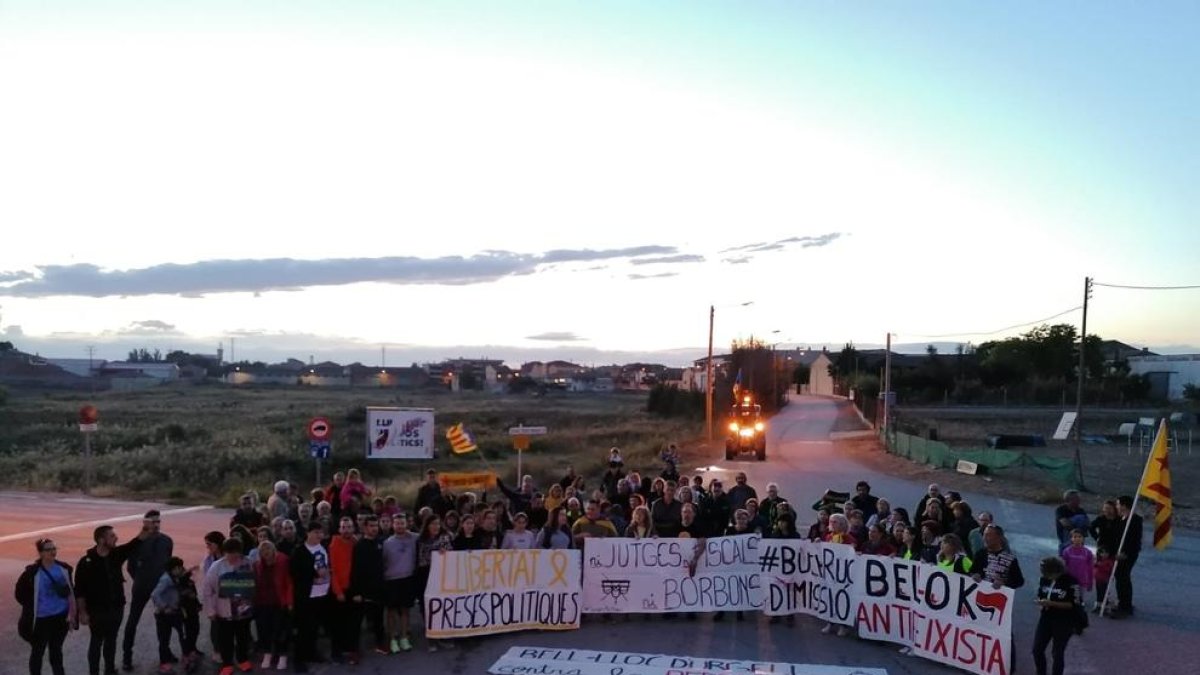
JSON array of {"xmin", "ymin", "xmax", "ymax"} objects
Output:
[
  {"xmin": 729, "ymin": 422, "xmax": 739, "ymax": 432},
  {"xmin": 755, "ymin": 422, "xmax": 765, "ymax": 431}
]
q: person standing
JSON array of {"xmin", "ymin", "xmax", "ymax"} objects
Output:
[
  {"xmin": 571, "ymin": 500, "xmax": 618, "ymax": 548},
  {"xmin": 501, "ymin": 513, "xmax": 536, "ymax": 549},
  {"xmin": 1088, "ymin": 500, "xmax": 1122, "ymax": 560},
  {"xmin": 266, "ymin": 481, "xmax": 292, "ymax": 523},
  {"xmin": 971, "ymin": 525, "xmax": 1025, "ymax": 590},
  {"xmin": 851, "ymin": 481, "xmax": 880, "ymax": 521},
  {"xmin": 123, "ymin": 510, "xmax": 174, "ymax": 672},
  {"xmin": 150, "ymin": 557, "xmax": 187, "ymax": 674},
  {"xmin": 650, "ymin": 482, "xmax": 682, "ymax": 538},
  {"xmin": 251, "ymin": 541, "xmax": 292, "ymax": 671},
  {"xmin": 350, "ymin": 516, "xmax": 388, "ymax": 656},
  {"xmin": 74, "ymin": 525, "xmax": 147, "ymax": 675},
  {"xmin": 727, "ymin": 473, "xmax": 758, "ymax": 513},
  {"xmin": 290, "ymin": 525, "xmax": 332, "ymax": 672},
  {"xmin": 16, "ymin": 539, "xmax": 77, "ymax": 675},
  {"xmin": 328, "ymin": 517, "xmax": 360, "ymax": 664},
  {"xmin": 1060, "ymin": 529, "xmax": 1095, "ymax": 607},
  {"xmin": 701, "ymin": 480, "xmax": 733, "ymax": 537},
  {"xmin": 1032, "ymin": 556, "xmax": 1084, "ymax": 675},
  {"xmin": 1111, "ymin": 495, "xmax": 1142, "ymax": 618},
  {"xmin": 414, "ymin": 470, "xmax": 445, "ymax": 516},
  {"xmin": 200, "ymin": 539, "xmax": 255, "ymax": 675},
  {"xmin": 382, "ymin": 513, "xmax": 419, "ymax": 653},
  {"xmin": 1054, "ymin": 491, "xmax": 1088, "ymax": 551}
]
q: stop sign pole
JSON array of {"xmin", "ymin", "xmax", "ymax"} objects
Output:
[{"xmin": 79, "ymin": 406, "xmax": 99, "ymax": 494}]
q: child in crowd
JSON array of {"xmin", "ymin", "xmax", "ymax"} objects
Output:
[
  {"xmin": 150, "ymin": 557, "xmax": 187, "ymax": 674},
  {"xmin": 1060, "ymin": 529, "xmax": 1095, "ymax": 605},
  {"xmin": 1092, "ymin": 546, "xmax": 1115, "ymax": 614},
  {"xmin": 608, "ymin": 447, "xmax": 624, "ymax": 468}
]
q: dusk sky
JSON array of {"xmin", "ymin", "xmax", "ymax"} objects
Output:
[{"xmin": 1, "ymin": 1, "xmax": 1197, "ymax": 366}]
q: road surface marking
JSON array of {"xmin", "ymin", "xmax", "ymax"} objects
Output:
[{"xmin": 0, "ymin": 505, "xmax": 213, "ymax": 544}]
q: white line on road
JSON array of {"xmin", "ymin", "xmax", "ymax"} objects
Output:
[{"xmin": 0, "ymin": 505, "xmax": 213, "ymax": 544}]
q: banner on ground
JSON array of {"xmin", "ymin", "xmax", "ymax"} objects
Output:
[
  {"xmin": 438, "ymin": 472, "xmax": 496, "ymax": 492},
  {"xmin": 365, "ymin": 407, "xmax": 435, "ymax": 459},
  {"xmin": 582, "ymin": 535, "xmax": 763, "ymax": 613},
  {"xmin": 488, "ymin": 647, "xmax": 890, "ymax": 675},
  {"xmin": 759, "ymin": 540, "xmax": 1013, "ymax": 675},
  {"xmin": 425, "ymin": 549, "xmax": 582, "ymax": 638}
]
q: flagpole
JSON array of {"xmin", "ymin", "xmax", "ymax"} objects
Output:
[{"xmin": 1100, "ymin": 417, "xmax": 1162, "ymax": 615}]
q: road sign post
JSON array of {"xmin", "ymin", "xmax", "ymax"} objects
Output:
[
  {"xmin": 79, "ymin": 406, "xmax": 99, "ymax": 495},
  {"xmin": 308, "ymin": 417, "xmax": 332, "ymax": 486},
  {"xmin": 508, "ymin": 426, "xmax": 547, "ymax": 485}
]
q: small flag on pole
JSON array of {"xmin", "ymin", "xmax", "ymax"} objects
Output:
[
  {"xmin": 732, "ymin": 368, "xmax": 744, "ymax": 400},
  {"xmin": 1138, "ymin": 419, "xmax": 1173, "ymax": 550},
  {"xmin": 446, "ymin": 423, "xmax": 478, "ymax": 455}
]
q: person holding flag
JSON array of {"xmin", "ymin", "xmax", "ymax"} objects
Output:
[{"xmin": 1106, "ymin": 418, "xmax": 1172, "ymax": 619}]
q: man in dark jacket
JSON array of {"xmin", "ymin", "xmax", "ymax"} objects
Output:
[
  {"xmin": 1112, "ymin": 495, "xmax": 1143, "ymax": 618},
  {"xmin": 971, "ymin": 525, "xmax": 1025, "ymax": 590},
  {"xmin": 75, "ymin": 524, "xmax": 147, "ymax": 675},
  {"xmin": 349, "ymin": 516, "xmax": 386, "ymax": 655},
  {"xmin": 727, "ymin": 473, "xmax": 758, "ymax": 513},
  {"xmin": 851, "ymin": 481, "xmax": 880, "ymax": 522},
  {"xmin": 701, "ymin": 480, "xmax": 733, "ymax": 536},
  {"xmin": 496, "ymin": 477, "xmax": 534, "ymax": 516},
  {"xmin": 414, "ymin": 470, "xmax": 447, "ymax": 516},
  {"xmin": 290, "ymin": 525, "xmax": 331, "ymax": 671},
  {"xmin": 122, "ymin": 511, "xmax": 172, "ymax": 671}
]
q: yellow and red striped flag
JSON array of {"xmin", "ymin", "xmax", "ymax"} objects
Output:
[
  {"xmin": 446, "ymin": 423, "xmax": 478, "ymax": 455},
  {"xmin": 1138, "ymin": 419, "xmax": 1173, "ymax": 550}
]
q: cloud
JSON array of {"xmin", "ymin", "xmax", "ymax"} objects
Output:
[
  {"xmin": 630, "ymin": 254, "xmax": 706, "ymax": 266},
  {"xmin": 130, "ymin": 320, "xmax": 176, "ymax": 332},
  {"xmin": 628, "ymin": 272, "xmax": 679, "ymax": 280},
  {"xmin": 722, "ymin": 256, "xmax": 751, "ymax": 265},
  {"xmin": 0, "ymin": 270, "xmax": 34, "ymax": 284},
  {"xmin": 720, "ymin": 232, "xmax": 844, "ymax": 255},
  {"xmin": 0, "ymin": 245, "xmax": 678, "ymax": 298},
  {"xmin": 2, "ymin": 324, "xmax": 23, "ymax": 338},
  {"xmin": 525, "ymin": 331, "xmax": 587, "ymax": 342}
]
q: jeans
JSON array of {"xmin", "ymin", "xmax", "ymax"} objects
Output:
[
  {"xmin": 154, "ymin": 613, "xmax": 181, "ymax": 664},
  {"xmin": 1031, "ymin": 615, "xmax": 1073, "ymax": 675},
  {"xmin": 29, "ymin": 613, "xmax": 68, "ymax": 675},
  {"xmin": 332, "ymin": 598, "xmax": 363, "ymax": 656},
  {"xmin": 214, "ymin": 618, "xmax": 252, "ymax": 667},
  {"xmin": 254, "ymin": 606, "xmax": 290, "ymax": 654},
  {"xmin": 122, "ymin": 588, "xmax": 152, "ymax": 663},
  {"xmin": 86, "ymin": 606, "xmax": 123, "ymax": 675},
  {"xmin": 1115, "ymin": 554, "xmax": 1138, "ymax": 611},
  {"xmin": 293, "ymin": 595, "xmax": 329, "ymax": 664}
]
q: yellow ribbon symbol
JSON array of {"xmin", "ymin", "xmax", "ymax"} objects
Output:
[{"xmin": 548, "ymin": 551, "xmax": 570, "ymax": 587}]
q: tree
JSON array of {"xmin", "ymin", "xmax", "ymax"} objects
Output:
[
  {"xmin": 1185, "ymin": 383, "xmax": 1200, "ymax": 403},
  {"xmin": 792, "ymin": 363, "xmax": 811, "ymax": 387},
  {"xmin": 0, "ymin": 340, "xmax": 13, "ymax": 352}
]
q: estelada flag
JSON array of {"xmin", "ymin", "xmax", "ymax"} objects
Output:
[
  {"xmin": 446, "ymin": 423, "xmax": 478, "ymax": 455},
  {"xmin": 1138, "ymin": 419, "xmax": 1173, "ymax": 550}
]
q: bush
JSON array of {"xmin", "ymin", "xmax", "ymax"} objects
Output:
[{"xmin": 646, "ymin": 384, "xmax": 704, "ymax": 419}]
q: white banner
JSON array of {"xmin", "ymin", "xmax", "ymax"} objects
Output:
[
  {"xmin": 582, "ymin": 535, "xmax": 763, "ymax": 613},
  {"xmin": 760, "ymin": 540, "xmax": 859, "ymax": 624},
  {"xmin": 425, "ymin": 549, "xmax": 582, "ymax": 638},
  {"xmin": 489, "ymin": 647, "xmax": 889, "ymax": 675},
  {"xmin": 857, "ymin": 555, "xmax": 1013, "ymax": 675},
  {"xmin": 365, "ymin": 407, "xmax": 435, "ymax": 459}
]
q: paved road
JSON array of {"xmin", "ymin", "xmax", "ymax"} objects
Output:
[{"xmin": 2, "ymin": 396, "xmax": 1195, "ymax": 675}]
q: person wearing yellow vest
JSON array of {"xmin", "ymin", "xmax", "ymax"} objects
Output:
[{"xmin": 936, "ymin": 534, "xmax": 973, "ymax": 574}]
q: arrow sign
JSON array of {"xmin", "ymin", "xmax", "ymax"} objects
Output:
[{"xmin": 308, "ymin": 417, "xmax": 332, "ymax": 441}]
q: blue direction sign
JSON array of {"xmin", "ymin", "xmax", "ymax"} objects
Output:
[{"xmin": 309, "ymin": 440, "xmax": 331, "ymax": 459}]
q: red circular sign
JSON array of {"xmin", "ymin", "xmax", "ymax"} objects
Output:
[
  {"xmin": 79, "ymin": 405, "xmax": 99, "ymax": 425},
  {"xmin": 308, "ymin": 417, "xmax": 331, "ymax": 441}
]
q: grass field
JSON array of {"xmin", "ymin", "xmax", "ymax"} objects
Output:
[
  {"xmin": 892, "ymin": 406, "xmax": 1200, "ymax": 528},
  {"xmin": 0, "ymin": 384, "xmax": 699, "ymax": 507}
]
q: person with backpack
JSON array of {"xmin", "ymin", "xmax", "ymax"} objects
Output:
[
  {"xmin": 16, "ymin": 538, "xmax": 77, "ymax": 675},
  {"xmin": 1033, "ymin": 556, "xmax": 1084, "ymax": 675}
]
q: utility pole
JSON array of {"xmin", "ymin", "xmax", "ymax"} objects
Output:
[
  {"xmin": 1072, "ymin": 276, "xmax": 1093, "ymax": 488},
  {"xmin": 883, "ymin": 333, "xmax": 892, "ymax": 434},
  {"xmin": 706, "ymin": 305, "xmax": 714, "ymax": 443},
  {"xmin": 86, "ymin": 345, "xmax": 96, "ymax": 395}
]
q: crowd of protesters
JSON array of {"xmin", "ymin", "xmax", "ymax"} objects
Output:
[{"xmin": 14, "ymin": 447, "xmax": 1144, "ymax": 675}]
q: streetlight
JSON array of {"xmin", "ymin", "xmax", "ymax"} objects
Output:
[{"xmin": 706, "ymin": 301, "xmax": 754, "ymax": 443}]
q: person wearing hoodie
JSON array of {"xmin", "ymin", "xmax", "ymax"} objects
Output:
[
  {"xmin": 200, "ymin": 539, "xmax": 254, "ymax": 675},
  {"xmin": 328, "ymin": 517, "xmax": 360, "ymax": 664},
  {"xmin": 150, "ymin": 557, "xmax": 188, "ymax": 674},
  {"xmin": 1060, "ymin": 529, "xmax": 1095, "ymax": 602},
  {"xmin": 74, "ymin": 524, "xmax": 148, "ymax": 675},
  {"xmin": 252, "ymin": 540, "xmax": 292, "ymax": 671},
  {"xmin": 16, "ymin": 538, "xmax": 77, "ymax": 675}
]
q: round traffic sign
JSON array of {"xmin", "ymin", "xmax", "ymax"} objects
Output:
[
  {"xmin": 308, "ymin": 417, "xmax": 332, "ymax": 441},
  {"xmin": 79, "ymin": 405, "xmax": 99, "ymax": 425}
]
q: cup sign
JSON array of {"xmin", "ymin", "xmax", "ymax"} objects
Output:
[{"xmin": 308, "ymin": 417, "xmax": 332, "ymax": 441}]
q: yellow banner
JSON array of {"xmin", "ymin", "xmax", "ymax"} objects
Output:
[{"xmin": 438, "ymin": 472, "xmax": 497, "ymax": 492}]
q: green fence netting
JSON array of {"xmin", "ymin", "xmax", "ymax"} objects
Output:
[{"xmin": 883, "ymin": 430, "xmax": 1080, "ymax": 489}]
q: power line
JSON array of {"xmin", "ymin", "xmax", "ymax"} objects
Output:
[
  {"xmin": 897, "ymin": 305, "xmax": 1083, "ymax": 340},
  {"xmin": 1094, "ymin": 281, "xmax": 1200, "ymax": 290}
]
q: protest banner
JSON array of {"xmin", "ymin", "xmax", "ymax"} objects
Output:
[
  {"xmin": 488, "ymin": 647, "xmax": 890, "ymax": 675},
  {"xmin": 438, "ymin": 472, "xmax": 496, "ymax": 492},
  {"xmin": 425, "ymin": 549, "xmax": 581, "ymax": 638},
  {"xmin": 857, "ymin": 555, "xmax": 1012, "ymax": 675},
  {"xmin": 582, "ymin": 535, "xmax": 763, "ymax": 613},
  {"xmin": 365, "ymin": 407, "xmax": 435, "ymax": 459},
  {"xmin": 759, "ymin": 540, "xmax": 860, "ymax": 625}
]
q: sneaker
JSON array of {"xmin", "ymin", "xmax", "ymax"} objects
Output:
[
  {"xmin": 274, "ymin": 655, "xmax": 287, "ymax": 671},
  {"xmin": 427, "ymin": 642, "xmax": 439, "ymax": 653},
  {"xmin": 389, "ymin": 639, "xmax": 401, "ymax": 654},
  {"xmin": 218, "ymin": 668, "xmax": 235, "ymax": 675},
  {"xmin": 899, "ymin": 646, "xmax": 913, "ymax": 655},
  {"xmin": 373, "ymin": 646, "xmax": 390, "ymax": 656},
  {"xmin": 261, "ymin": 654, "xmax": 273, "ymax": 670},
  {"xmin": 398, "ymin": 637, "xmax": 413, "ymax": 652},
  {"xmin": 347, "ymin": 653, "xmax": 360, "ymax": 666},
  {"xmin": 821, "ymin": 623, "xmax": 834, "ymax": 635},
  {"xmin": 837, "ymin": 626, "xmax": 851, "ymax": 637},
  {"xmin": 237, "ymin": 662, "xmax": 254, "ymax": 673},
  {"xmin": 439, "ymin": 640, "xmax": 455, "ymax": 650}
]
